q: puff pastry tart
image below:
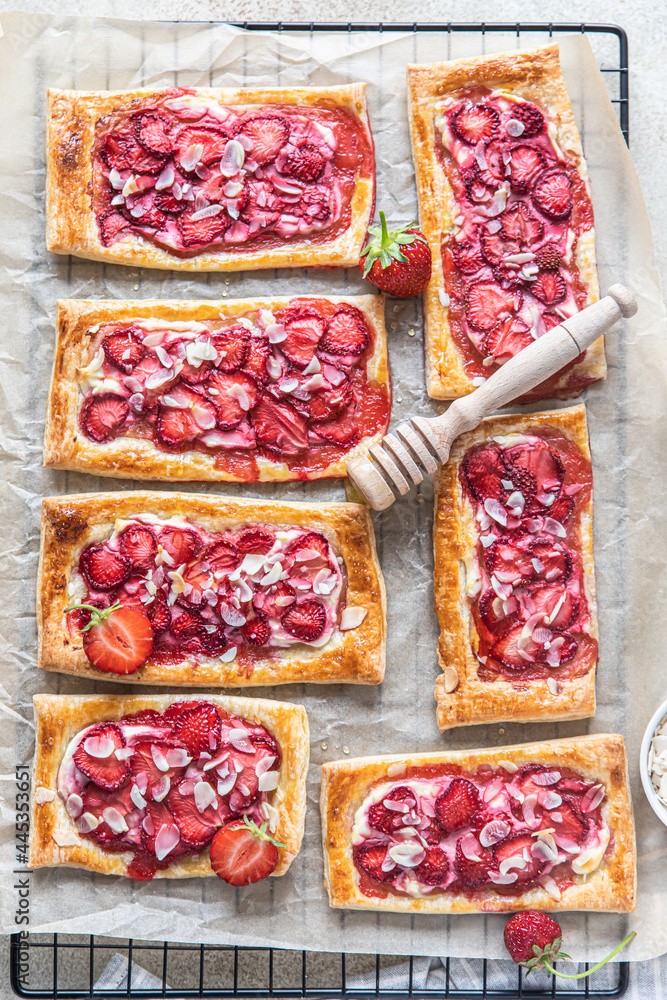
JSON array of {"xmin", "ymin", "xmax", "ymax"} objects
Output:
[
  {"xmin": 320, "ymin": 734, "xmax": 636, "ymax": 913},
  {"xmin": 433, "ymin": 404, "xmax": 597, "ymax": 731},
  {"xmin": 46, "ymin": 85, "xmax": 375, "ymax": 270},
  {"xmin": 38, "ymin": 491, "xmax": 385, "ymax": 687},
  {"xmin": 44, "ymin": 296, "xmax": 390, "ymax": 482},
  {"xmin": 407, "ymin": 43, "xmax": 604, "ymax": 399},
  {"xmin": 30, "ymin": 693, "xmax": 309, "ymax": 881}
]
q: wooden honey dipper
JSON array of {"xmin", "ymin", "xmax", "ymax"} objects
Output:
[{"xmin": 346, "ymin": 284, "xmax": 637, "ymax": 511}]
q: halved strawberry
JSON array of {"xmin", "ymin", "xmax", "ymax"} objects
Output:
[
  {"xmin": 241, "ymin": 617, "xmax": 271, "ymax": 645},
  {"xmin": 530, "ymin": 541, "xmax": 571, "ymax": 582},
  {"xmin": 238, "ymin": 116, "xmax": 289, "ymax": 165},
  {"xmin": 450, "ymin": 102, "xmax": 499, "ymax": 145},
  {"xmin": 242, "ymin": 337, "xmax": 272, "ymax": 384},
  {"xmin": 435, "ymin": 778, "xmax": 481, "ymax": 832},
  {"xmin": 158, "ymin": 525, "xmax": 201, "ymax": 565},
  {"xmin": 80, "ymin": 393, "xmax": 130, "ymax": 443},
  {"xmin": 354, "ymin": 841, "xmax": 396, "ymax": 883},
  {"xmin": 494, "ymin": 833, "xmax": 545, "ymax": 885},
  {"xmin": 414, "ymin": 846, "xmax": 449, "ymax": 886},
  {"xmin": 511, "ymin": 102, "xmax": 546, "ymax": 138},
  {"xmin": 253, "ymin": 581, "xmax": 295, "ymax": 620},
  {"xmin": 281, "ymin": 598, "xmax": 326, "ymax": 641},
  {"xmin": 368, "ymin": 786, "xmax": 416, "ymax": 835},
  {"xmin": 500, "ymin": 203, "xmax": 544, "ymax": 246},
  {"xmin": 315, "ymin": 404, "xmax": 359, "ymax": 447},
  {"xmin": 73, "ymin": 723, "xmax": 130, "ymax": 790},
  {"xmin": 531, "ymin": 271, "xmax": 567, "ymax": 306},
  {"xmin": 280, "ymin": 309, "xmax": 325, "ymax": 369},
  {"xmin": 508, "ymin": 144, "xmax": 546, "ymax": 192},
  {"xmin": 118, "ymin": 524, "xmax": 157, "ymax": 571},
  {"xmin": 485, "ymin": 539, "xmax": 535, "ymax": 583},
  {"xmin": 307, "ymin": 373, "xmax": 352, "ymax": 422},
  {"xmin": 99, "ymin": 211, "xmax": 130, "ymax": 246},
  {"xmin": 170, "ymin": 609, "xmax": 207, "ymax": 640},
  {"xmin": 461, "ymin": 444, "xmax": 507, "ymax": 503},
  {"xmin": 204, "ymin": 539, "xmax": 241, "ymax": 572},
  {"xmin": 465, "ymin": 282, "xmax": 520, "ymax": 333},
  {"xmin": 485, "ymin": 318, "xmax": 533, "ymax": 364},
  {"xmin": 210, "ymin": 816, "xmax": 282, "ymax": 884},
  {"xmin": 79, "ymin": 544, "xmax": 131, "ymax": 590},
  {"xmin": 173, "ymin": 702, "xmax": 222, "ymax": 756},
  {"xmin": 535, "ymin": 243, "xmax": 563, "ymax": 270},
  {"xmin": 453, "ymin": 839, "xmax": 492, "ymax": 888},
  {"xmin": 236, "ymin": 528, "xmax": 274, "ymax": 554},
  {"xmin": 135, "ymin": 113, "xmax": 173, "ymax": 155},
  {"xmin": 80, "ymin": 604, "xmax": 154, "ymax": 674},
  {"xmin": 102, "ymin": 328, "xmax": 146, "ymax": 373},
  {"xmin": 173, "ymin": 125, "xmax": 229, "ymax": 166},
  {"xmin": 320, "ymin": 308, "xmax": 369, "ymax": 356},
  {"xmin": 207, "ymin": 371, "xmax": 259, "ymax": 429},
  {"xmin": 531, "ymin": 169, "xmax": 573, "ymax": 221},
  {"xmin": 280, "ymin": 143, "xmax": 325, "ymax": 181},
  {"xmin": 101, "ymin": 130, "xmax": 166, "ymax": 174},
  {"xmin": 178, "ymin": 210, "xmax": 228, "ymax": 248},
  {"xmin": 450, "ymin": 238, "xmax": 485, "ymax": 275},
  {"xmin": 251, "ymin": 396, "xmax": 308, "ymax": 455},
  {"xmin": 148, "ymin": 593, "xmax": 172, "ymax": 634},
  {"xmin": 212, "ymin": 326, "xmax": 250, "ymax": 372},
  {"xmin": 548, "ymin": 495, "xmax": 574, "ymax": 523}
]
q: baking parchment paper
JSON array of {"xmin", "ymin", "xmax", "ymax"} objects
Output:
[{"xmin": 0, "ymin": 12, "xmax": 665, "ymax": 962}]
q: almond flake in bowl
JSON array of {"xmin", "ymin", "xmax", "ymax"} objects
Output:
[{"xmin": 640, "ymin": 697, "xmax": 667, "ymax": 827}]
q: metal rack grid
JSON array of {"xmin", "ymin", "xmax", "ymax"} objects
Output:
[{"xmin": 10, "ymin": 19, "xmax": 630, "ymax": 1000}]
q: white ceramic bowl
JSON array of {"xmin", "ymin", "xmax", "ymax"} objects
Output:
[{"xmin": 640, "ymin": 696, "xmax": 667, "ymax": 827}]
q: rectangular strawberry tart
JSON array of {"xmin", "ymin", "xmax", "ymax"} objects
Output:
[
  {"xmin": 43, "ymin": 295, "xmax": 390, "ymax": 482},
  {"xmin": 46, "ymin": 85, "xmax": 375, "ymax": 270},
  {"xmin": 433, "ymin": 404, "xmax": 597, "ymax": 730},
  {"xmin": 407, "ymin": 43, "xmax": 605, "ymax": 399},
  {"xmin": 30, "ymin": 694, "xmax": 309, "ymax": 882},
  {"xmin": 320, "ymin": 735, "xmax": 636, "ymax": 913},
  {"xmin": 38, "ymin": 491, "xmax": 385, "ymax": 687}
]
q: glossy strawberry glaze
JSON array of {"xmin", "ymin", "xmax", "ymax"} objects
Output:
[
  {"xmin": 76, "ymin": 297, "xmax": 390, "ymax": 481},
  {"xmin": 56, "ymin": 702, "xmax": 281, "ymax": 880},
  {"xmin": 67, "ymin": 515, "xmax": 346, "ymax": 673},
  {"xmin": 435, "ymin": 87, "xmax": 597, "ymax": 398},
  {"xmin": 92, "ymin": 88, "xmax": 374, "ymax": 256},
  {"xmin": 459, "ymin": 429, "xmax": 596, "ymax": 684},
  {"xmin": 352, "ymin": 762, "xmax": 610, "ymax": 901}
]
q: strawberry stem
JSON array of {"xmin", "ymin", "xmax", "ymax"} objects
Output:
[
  {"xmin": 541, "ymin": 932, "xmax": 636, "ymax": 980},
  {"xmin": 63, "ymin": 601, "xmax": 123, "ymax": 633},
  {"xmin": 228, "ymin": 812, "xmax": 287, "ymax": 849},
  {"xmin": 380, "ymin": 210, "xmax": 389, "ymax": 247}
]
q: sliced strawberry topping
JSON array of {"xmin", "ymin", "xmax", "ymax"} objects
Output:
[
  {"xmin": 315, "ymin": 404, "xmax": 359, "ymax": 447},
  {"xmin": 285, "ymin": 531, "xmax": 331, "ymax": 566},
  {"xmin": 450, "ymin": 238, "xmax": 485, "ymax": 274},
  {"xmin": 320, "ymin": 308, "xmax": 369, "ymax": 356},
  {"xmin": 242, "ymin": 337, "xmax": 272, "ymax": 384},
  {"xmin": 280, "ymin": 309, "xmax": 325, "ymax": 369},
  {"xmin": 167, "ymin": 780, "xmax": 230, "ymax": 848},
  {"xmin": 280, "ymin": 143, "xmax": 325, "ymax": 181},
  {"xmin": 500, "ymin": 203, "xmax": 544, "ymax": 246},
  {"xmin": 210, "ymin": 818, "xmax": 279, "ymax": 885},
  {"xmin": 453, "ymin": 839, "xmax": 492, "ymax": 888},
  {"xmin": 549, "ymin": 798, "xmax": 587, "ymax": 841},
  {"xmin": 508, "ymin": 144, "xmax": 546, "ymax": 192},
  {"xmin": 241, "ymin": 617, "xmax": 271, "ymax": 645},
  {"xmin": 414, "ymin": 846, "xmax": 449, "ymax": 886},
  {"xmin": 485, "ymin": 318, "xmax": 533, "ymax": 364},
  {"xmin": 530, "ymin": 541, "xmax": 571, "ymax": 582},
  {"xmin": 141, "ymin": 800, "xmax": 185, "ymax": 859},
  {"xmin": 480, "ymin": 230, "xmax": 518, "ymax": 266},
  {"xmin": 212, "ymin": 325, "xmax": 250, "ymax": 372},
  {"xmin": 535, "ymin": 243, "xmax": 563, "ymax": 270},
  {"xmin": 491, "ymin": 623, "xmax": 546, "ymax": 669},
  {"xmin": 236, "ymin": 528, "xmax": 274, "ymax": 554},
  {"xmin": 173, "ymin": 125, "xmax": 229, "ymax": 166},
  {"xmin": 173, "ymin": 703, "xmax": 222, "ymax": 756},
  {"xmin": 510, "ymin": 103, "xmax": 546, "ymax": 138},
  {"xmin": 154, "ymin": 193, "xmax": 187, "ymax": 215},
  {"xmin": 99, "ymin": 212, "xmax": 130, "ymax": 246},
  {"xmin": 158, "ymin": 525, "xmax": 201, "ymax": 565},
  {"xmin": 204, "ymin": 539, "xmax": 241, "ymax": 572},
  {"xmin": 306, "ymin": 372, "xmax": 352, "ymax": 422},
  {"xmin": 170, "ymin": 609, "xmax": 207, "ymax": 640},
  {"xmin": 130, "ymin": 740, "xmax": 188, "ymax": 800},
  {"xmin": 118, "ymin": 525, "xmax": 157, "ymax": 571},
  {"xmin": 354, "ymin": 841, "xmax": 396, "ymax": 883},
  {"xmin": 73, "ymin": 723, "xmax": 130, "ymax": 791},
  {"xmin": 480, "ymin": 141, "xmax": 507, "ymax": 183},
  {"xmin": 494, "ymin": 833, "xmax": 545, "ymax": 885},
  {"xmin": 156, "ymin": 384, "xmax": 218, "ymax": 446},
  {"xmin": 147, "ymin": 593, "xmax": 172, "ymax": 634},
  {"xmin": 136, "ymin": 114, "xmax": 173, "ymax": 155},
  {"xmin": 253, "ymin": 581, "xmax": 295, "ymax": 620},
  {"xmin": 461, "ymin": 443, "xmax": 507, "ymax": 503},
  {"xmin": 465, "ymin": 282, "xmax": 520, "ymax": 333},
  {"xmin": 102, "ymin": 328, "xmax": 146, "ymax": 373},
  {"xmin": 123, "ymin": 199, "xmax": 167, "ymax": 231},
  {"xmin": 238, "ymin": 116, "xmax": 288, "ymax": 165},
  {"xmin": 548, "ymin": 495, "xmax": 574, "ymax": 523},
  {"xmin": 206, "ymin": 370, "xmax": 258, "ymax": 429},
  {"xmin": 101, "ymin": 130, "xmax": 166, "ymax": 175},
  {"xmin": 526, "ymin": 586, "xmax": 579, "ymax": 630},
  {"xmin": 532, "ymin": 271, "xmax": 567, "ymax": 306},
  {"xmin": 178, "ymin": 210, "xmax": 228, "ymax": 248},
  {"xmin": 251, "ymin": 396, "xmax": 308, "ymax": 455},
  {"xmin": 368, "ymin": 786, "xmax": 416, "ymax": 835},
  {"xmin": 532, "ymin": 169, "xmax": 573, "ymax": 221},
  {"xmin": 281, "ymin": 598, "xmax": 326, "ymax": 642},
  {"xmin": 80, "ymin": 393, "xmax": 129, "ymax": 443},
  {"xmin": 435, "ymin": 778, "xmax": 481, "ymax": 832},
  {"xmin": 450, "ymin": 103, "xmax": 499, "ymax": 145},
  {"xmin": 485, "ymin": 539, "xmax": 535, "ymax": 584},
  {"xmin": 477, "ymin": 589, "xmax": 520, "ymax": 635},
  {"xmin": 79, "ymin": 544, "xmax": 130, "ymax": 591},
  {"xmin": 80, "ymin": 784, "xmax": 135, "ymax": 846},
  {"xmin": 505, "ymin": 441, "xmax": 563, "ymax": 500}
]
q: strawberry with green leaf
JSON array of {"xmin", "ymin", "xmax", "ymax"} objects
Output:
[
  {"xmin": 359, "ymin": 210, "xmax": 432, "ymax": 298},
  {"xmin": 504, "ymin": 910, "xmax": 635, "ymax": 979},
  {"xmin": 64, "ymin": 601, "xmax": 154, "ymax": 675},
  {"xmin": 210, "ymin": 813, "xmax": 286, "ymax": 885}
]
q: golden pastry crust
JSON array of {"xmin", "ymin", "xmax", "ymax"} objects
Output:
[
  {"xmin": 30, "ymin": 693, "xmax": 309, "ymax": 879},
  {"xmin": 433, "ymin": 404, "xmax": 596, "ymax": 730},
  {"xmin": 43, "ymin": 295, "xmax": 389, "ymax": 482},
  {"xmin": 38, "ymin": 491, "xmax": 385, "ymax": 686},
  {"xmin": 46, "ymin": 85, "xmax": 374, "ymax": 270},
  {"xmin": 407, "ymin": 43, "xmax": 604, "ymax": 399},
  {"xmin": 321, "ymin": 734, "xmax": 636, "ymax": 914}
]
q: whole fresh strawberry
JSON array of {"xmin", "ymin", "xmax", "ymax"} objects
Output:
[
  {"xmin": 65, "ymin": 601, "xmax": 154, "ymax": 674},
  {"xmin": 359, "ymin": 210, "xmax": 432, "ymax": 298},
  {"xmin": 209, "ymin": 814, "xmax": 286, "ymax": 885},
  {"xmin": 504, "ymin": 910, "xmax": 636, "ymax": 979}
]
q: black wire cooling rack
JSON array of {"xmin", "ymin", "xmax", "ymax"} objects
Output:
[{"xmin": 10, "ymin": 19, "xmax": 630, "ymax": 1000}]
